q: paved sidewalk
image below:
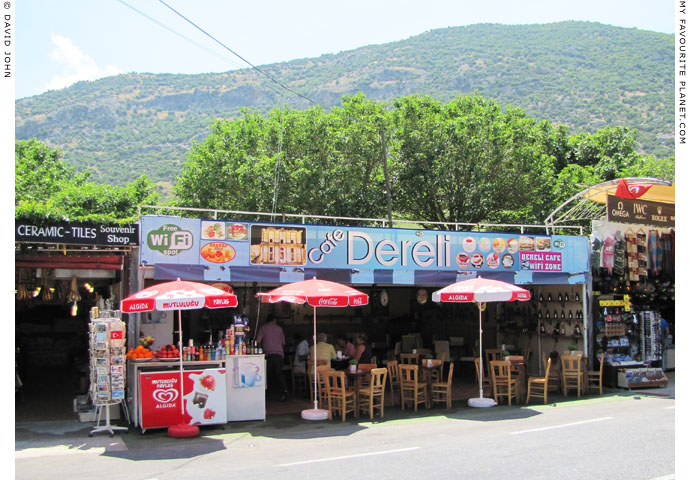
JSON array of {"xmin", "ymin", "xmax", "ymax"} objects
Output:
[{"xmin": 15, "ymin": 370, "xmax": 675, "ymax": 457}]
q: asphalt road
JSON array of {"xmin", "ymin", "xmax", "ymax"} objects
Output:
[{"xmin": 15, "ymin": 392, "xmax": 676, "ymax": 480}]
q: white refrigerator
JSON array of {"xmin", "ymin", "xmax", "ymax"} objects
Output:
[{"xmin": 226, "ymin": 354, "xmax": 266, "ymax": 421}]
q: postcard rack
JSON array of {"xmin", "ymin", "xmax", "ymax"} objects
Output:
[{"xmin": 88, "ymin": 306, "xmax": 129, "ymax": 437}]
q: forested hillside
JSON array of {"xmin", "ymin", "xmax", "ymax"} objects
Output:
[{"xmin": 15, "ymin": 21, "xmax": 674, "ymax": 193}]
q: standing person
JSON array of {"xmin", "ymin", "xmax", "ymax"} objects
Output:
[
  {"xmin": 292, "ymin": 332, "xmax": 310, "ymax": 374},
  {"xmin": 256, "ymin": 314, "xmax": 289, "ymax": 402},
  {"xmin": 354, "ymin": 333, "xmax": 373, "ymax": 364},
  {"xmin": 310, "ymin": 333, "xmax": 337, "ymax": 367}
]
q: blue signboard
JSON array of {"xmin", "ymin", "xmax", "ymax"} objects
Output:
[{"xmin": 140, "ymin": 217, "xmax": 589, "ymax": 285}]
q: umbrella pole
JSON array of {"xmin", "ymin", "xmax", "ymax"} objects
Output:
[
  {"xmin": 478, "ymin": 303, "xmax": 484, "ymax": 399},
  {"xmin": 178, "ymin": 309, "xmax": 185, "ymax": 415},
  {"xmin": 312, "ymin": 305, "xmax": 318, "ymax": 410}
]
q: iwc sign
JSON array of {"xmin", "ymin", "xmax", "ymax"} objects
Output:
[{"xmin": 606, "ymin": 195, "xmax": 674, "ymax": 228}]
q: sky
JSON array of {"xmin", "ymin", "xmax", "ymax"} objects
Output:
[{"xmin": 13, "ymin": 0, "xmax": 676, "ymax": 100}]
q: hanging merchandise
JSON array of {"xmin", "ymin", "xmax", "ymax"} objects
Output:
[
  {"xmin": 636, "ymin": 229, "xmax": 648, "ymax": 282},
  {"xmin": 613, "ymin": 236, "xmax": 627, "ymax": 277},
  {"xmin": 647, "ymin": 230, "xmax": 661, "ymax": 276},
  {"xmin": 625, "ymin": 229, "xmax": 639, "ymax": 282},
  {"xmin": 591, "ymin": 237, "xmax": 603, "ymax": 270},
  {"xmin": 602, "ymin": 236, "xmax": 616, "ymax": 274}
]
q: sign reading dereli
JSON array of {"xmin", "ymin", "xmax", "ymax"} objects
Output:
[{"xmin": 140, "ymin": 216, "xmax": 589, "ymax": 276}]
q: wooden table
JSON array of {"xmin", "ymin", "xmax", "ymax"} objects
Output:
[{"xmin": 420, "ymin": 360, "xmax": 443, "ymax": 387}]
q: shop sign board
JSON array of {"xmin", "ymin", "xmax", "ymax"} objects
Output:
[
  {"xmin": 140, "ymin": 216, "xmax": 589, "ymax": 277},
  {"xmin": 606, "ymin": 195, "xmax": 674, "ymax": 227},
  {"xmin": 15, "ymin": 220, "xmax": 138, "ymax": 246}
]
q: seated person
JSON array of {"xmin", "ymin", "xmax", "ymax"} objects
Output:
[
  {"xmin": 354, "ymin": 333, "xmax": 373, "ymax": 364},
  {"xmin": 293, "ymin": 332, "xmax": 310, "ymax": 374},
  {"xmin": 310, "ymin": 332, "xmax": 337, "ymax": 367},
  {"xmin": 336, "ymin": 335, "xmax": 356, "ymax": 358}
]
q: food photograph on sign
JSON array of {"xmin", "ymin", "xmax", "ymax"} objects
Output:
[
  {"xmin": 227, "ymin": 223, "xmax": 249, "ymax": 240},
  {"xmin": 249, "ymin": 225, "xmax": 307, "ymax": 266},
  {"xmin": 201, "ymin": 221, "xmax": 225, "ymax": 240},
  {"xmin": 200, "ymin": 242, "xmax": 236, "ymax": 263}
]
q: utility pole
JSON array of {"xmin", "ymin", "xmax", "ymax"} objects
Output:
[{"xmin": 380, "ymin": 124, "xmax": 393, "ymax": 228}]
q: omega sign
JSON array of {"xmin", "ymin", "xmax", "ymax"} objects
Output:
[{"xmin": 606, "ymin": 195, "xmax": 674, "ymax": 228}]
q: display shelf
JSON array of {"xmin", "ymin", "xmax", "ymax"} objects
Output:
[{"xmin": 617, "ymin": 368, "xmax": 668, "ymax": 389}]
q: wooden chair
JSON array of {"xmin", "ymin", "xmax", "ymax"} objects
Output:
[
  {"xmin": 399, "ymin": 364, "xmax": 429, "ymax": 411},
  {"xmin": 542, "ymin": 353, "xmax": 561, "ymax": 392},
  {"xmin": 386, "ymin": 360, "xmax": 401, "ymax": 406},
  {"xmin": 431, "ymin": 362, "xmax": 454, "ymax": 409},
  {"xmin": 490, "ymin": 360, "xmax": 518, "ymax": 406},
  {"xmin": 308, "ymin": 365, "xmax": 332, "ymax": 409},
  {"xmin": 526, "ymin": 358, "xmax": 551, "ymax": 404},
  {"xmin": 474, "ymin": 357, "xmax": 492, "ymax": 398},
  {"xmin": 587, "ymin": 352, "xmax": 605, "ymax": 395},
  {"xmin": 485, "ymin": 349, "xmax": 504, "ymax": 370},
  {"xmin": 356, "ymin": 363, "xmax": 377, "ymax": 388},
  {"xmin": 521, "ymin": 348, "xmax": 532, "ymax": 367},
  {"xmin": 430, "ymin": 351, "xmax": 447, "ymax": 383},
  {"xmin": 358, "ymin": 368, "xmax": 387, "ymax": 419},
  {"xmin": 289, "ymin": 355, "xmax": 308, "ymax": 396},
  {"xmin": 326, "ymin": 371, "xmax": 356, "ymax": 421},
  {"xmin": 370, "ymin": 355, "xmax": 378, "ymax": 366},
  {"xmin": 400, "ymin": 353, "xmax": 419, "ymax": 365},
  {"xmin": 561, "ymin": 354, "xmax": 584, "ymax": 397}
]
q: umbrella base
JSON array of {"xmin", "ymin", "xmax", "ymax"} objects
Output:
[
  {"xmin": 468, "ymin": 397, "xmax": 497, "ymax": 408},
  {"xmin": 167, "ymin": 424, "xmax": 200, "ymax": 438},
  {"xmin": 301, "ymin": 408, "xmax": 329, "ymax": 421}
]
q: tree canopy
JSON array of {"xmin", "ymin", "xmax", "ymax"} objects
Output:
[
  {"xmin": 174, "ymin": 93, "xmax": 672, "ymax": 228},
  {"xmin": 15, "ymin": 139, "xmax": 159, "ymax": 224}
]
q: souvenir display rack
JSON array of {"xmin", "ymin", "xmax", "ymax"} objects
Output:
[{"xmin": 88, "ymin": 305, "xmax": 129, "ymax": 437}]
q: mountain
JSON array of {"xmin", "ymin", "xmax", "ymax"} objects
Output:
[{"xmin": 15, "ymin": 21, "xmax": 674, "ymax": 194}]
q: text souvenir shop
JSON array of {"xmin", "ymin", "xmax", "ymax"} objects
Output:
[{"xmin": 134, "ymin": 216, "xmax": 591, "ymax": 375}]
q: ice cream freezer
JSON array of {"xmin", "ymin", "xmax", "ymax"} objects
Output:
[
  {"xmin": 226, "ymin": 354, "xmax": 266, "ymax": 421},
  {"xmin": 138, "ymin": 367, "xmax": 227, "ymax": 432}
]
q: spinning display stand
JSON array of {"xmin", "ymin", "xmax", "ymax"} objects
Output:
[{"xmin": 88, "ymin": 305, "xmax": 129, "ymax": 437}]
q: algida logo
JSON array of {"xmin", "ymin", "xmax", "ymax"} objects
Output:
[{"xmin": 147, "ymin": 224, "xmax": 193, "ymax": 256}]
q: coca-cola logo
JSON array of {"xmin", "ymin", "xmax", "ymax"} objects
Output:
[
  {"xmin": 351, "ymin": 297, "xmax": 364, "ymax": 305},
  {"xmin": 153, "ymin": 388, "xmax": 178, "ymax": 403},
  {"xmin": 318, "ymin": 298, "xmax": 339, "ymax": 306}
]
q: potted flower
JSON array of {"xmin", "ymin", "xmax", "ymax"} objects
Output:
[
  {"xmin": 567, "ymin": 344, "xmax": 578, "ymax": 354},
  {"xmin": 502, "ymin": 350, "xmax": 511, "ymax": 361},
  {"xmin": 348, "ymin": 359, "xmax": 358, "ymax": 373}
]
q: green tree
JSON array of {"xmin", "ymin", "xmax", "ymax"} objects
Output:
[
  {"xmin": 389, "ymin": 95, "xmax": 555, "ymax": 227},
  {"xmin": 15, "ymin": 139, "xmax": 159, "ymax": 223}
]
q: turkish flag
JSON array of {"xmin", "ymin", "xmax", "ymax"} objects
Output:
[{"xmin": 615, "ymin": 178, "xmax": 652, "ymax": 199}]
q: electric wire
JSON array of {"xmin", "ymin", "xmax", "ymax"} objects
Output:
[
  {"xmin": 157, "ymin": 0, "xmax": 321, "ymax": 107},
  {"xmin": 115, "ymin": 0, "xmax": 246, "ymax": 71}
]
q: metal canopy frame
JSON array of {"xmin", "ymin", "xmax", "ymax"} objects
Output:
[{"xmin": 544, "ymin": 177, "xmax": 673, "ymax": 232}]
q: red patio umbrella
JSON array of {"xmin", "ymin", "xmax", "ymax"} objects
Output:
[
  {"xmin": 256, "ymin": 278, "xmax": 368, "ymax": 420},
  {"xmin": 432, "ymin": 276, "xmax": 531, "ymax": 408},
  {"xmin": 121, "ymin": 278, "xmax": 238, "ymax": 435}
]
